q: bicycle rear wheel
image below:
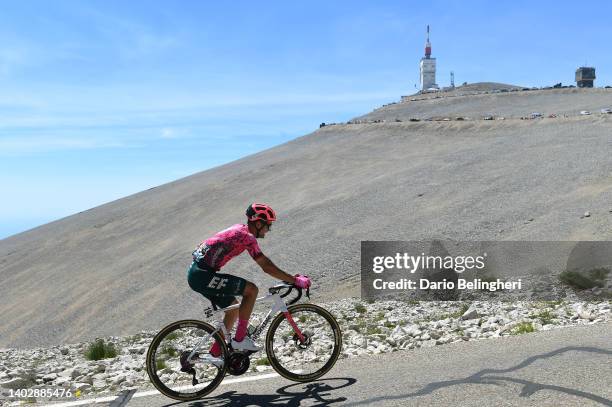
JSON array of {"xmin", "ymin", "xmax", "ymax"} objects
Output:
[
  {"xmin": 265, "ymin": 303, "xmax": 342, "ymax": 382},
  {"xmin": 146, "ymin": 319, "xmax": 227, "ymax": 401}
]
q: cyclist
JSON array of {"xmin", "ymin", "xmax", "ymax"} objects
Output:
[{"xmin": 188, "ymin": 203, "xmax": 311, "ymax": 354}]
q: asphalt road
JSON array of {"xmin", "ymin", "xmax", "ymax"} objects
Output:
[{"xmin": 84, "ymin": 321, "xmax": 612, "ymax": 407}]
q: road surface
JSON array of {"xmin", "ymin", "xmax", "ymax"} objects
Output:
[{"xmin": 48, "ymin": 321, "xmax": 612, "ymax": 406}]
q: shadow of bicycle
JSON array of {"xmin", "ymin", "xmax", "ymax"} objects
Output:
[
  {"xmin": 342, "ymin": 346, "xmax": 612, "ymax": 406},
  {"xmin": 161, "ymin": 377, "xmax": 357, "ymax": 407}
]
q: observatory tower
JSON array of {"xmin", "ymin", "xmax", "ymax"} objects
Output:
[{"xmin": 419, "ymin": 25, "xmax": 438, "ymax": 91}]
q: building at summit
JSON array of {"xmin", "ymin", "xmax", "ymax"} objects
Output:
[{"xmin": 419, "ymin": 25, "xmax": 438, "ymax": 91}]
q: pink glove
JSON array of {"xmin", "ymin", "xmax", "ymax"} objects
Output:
[{"xmin": 294, "ymin": 274, "xmax": 311, "ymax": 289}]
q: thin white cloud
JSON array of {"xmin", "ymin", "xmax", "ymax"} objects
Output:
[
  {"xmin": 160, "ymin": 127, "xmax": 184, "ymax": 139},
  {"xmin": 160, "ymin": 128, "xmax": 175, "ymax": 139},
  {"xmin": 76, "ymin": 5, "xmax": 182, "ymax": 59},
  {"xmin": 0, "ymin": 136, "xmax": 127, "ymax": 155}
]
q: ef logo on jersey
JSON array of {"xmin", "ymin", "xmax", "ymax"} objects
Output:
[{"xmin": 207, "ymin": 276, "xmax": 229, "ymax": 290}]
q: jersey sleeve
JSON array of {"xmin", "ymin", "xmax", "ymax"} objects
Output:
[{"xmin": 245, "ymin": 234, "xmax": 263, "ymax": 260}]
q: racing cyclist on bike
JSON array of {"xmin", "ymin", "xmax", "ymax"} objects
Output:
[{"xmin": 188, "ymin": 203, "xmax": 311, "ymax": 355}]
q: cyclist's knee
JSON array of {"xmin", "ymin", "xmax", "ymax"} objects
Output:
[{"xmin": 243, "ymin": 282, "xmax": 258, "ymax": 297}]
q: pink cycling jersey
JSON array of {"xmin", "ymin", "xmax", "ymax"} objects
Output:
[{"xmin": 192, "ymin": 224, "xmax": 263, "ymax": 270}]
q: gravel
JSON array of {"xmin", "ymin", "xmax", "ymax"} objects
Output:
[{"xmin": 0, "ymin": 298, "xmax": 609, "ymax": 404}]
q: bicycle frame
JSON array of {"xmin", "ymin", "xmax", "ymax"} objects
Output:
[{"xmin": 186, "ymin": 284, "xmax": 305, "ymax": 363}]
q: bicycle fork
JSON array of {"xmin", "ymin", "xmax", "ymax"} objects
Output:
[{"xmin": 273, "ymin": 295, "xmax": 306, "ymax": 343}]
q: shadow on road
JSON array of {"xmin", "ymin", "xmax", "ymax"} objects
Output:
[
  {"xmin": 161, "ymin": 377, "xmax": 357, "ymax": 407},
  {"xmin": 341, "ymin": 346, "xmax": 612, "ymax": 406}
]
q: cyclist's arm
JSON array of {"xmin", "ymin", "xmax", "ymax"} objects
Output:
[{"xmin": 255, "ymin": 255, "xmax": 295, "ymax": 284}]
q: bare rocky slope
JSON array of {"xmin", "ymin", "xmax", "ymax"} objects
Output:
[
  {"xmin": 1, "ymin": 86, "xmax": 611, "ymax": 348},
  {"xmin": 360, "ymin": 86, "xmax": 612, "ymax": 121}
]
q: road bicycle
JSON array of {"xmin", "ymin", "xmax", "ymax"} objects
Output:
[{"xmin": 146, "ymin": 282, "xmax": 342, "ymax": 401}]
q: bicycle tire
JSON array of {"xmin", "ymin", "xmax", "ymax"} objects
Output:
[
  {"xmin": 265, "ymin": 303, "xmax": 342, "ymax": 382},
  {"xmin": 146, "ymin": 319, "xmax": 227, "ymax": 401}
]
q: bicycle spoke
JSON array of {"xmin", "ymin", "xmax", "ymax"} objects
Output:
[
  {"xmin": 267, "ymin": 305, "xmax": 341, "ymax": 380},
  {"xmin": 147, "ymin": 321, "xmax": 227, "ymax": 400}
]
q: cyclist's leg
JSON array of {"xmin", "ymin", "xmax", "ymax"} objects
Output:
[
  {"xmin": 187, "ymin": 262, "xmax": 248, "ymax": 303},
  {"xmin": 239, "ymin": 282, "xmax": 258, "ymax": 320},
  {"xmin": 187, "ymin": 262, "xmax": 249, "ymax": 353},
  {"xmin": 234, "ymin": 281, "xmax": 258, "ymax": 342},
  {"xmin": 223, "ymin": 299, "xmax": 240, "ymax": 334},
  {"xmin": 208, "ymin": 299, "xmax": 239, "ymax": 357}
]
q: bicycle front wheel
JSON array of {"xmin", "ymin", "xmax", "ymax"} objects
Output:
[
  {"xmin": 146, "ymin": 319, "xmax": 227, "ymax": 401},
  {"xmin": 265, "ymin": 303, "xmax": 342, "ymax": 382}
]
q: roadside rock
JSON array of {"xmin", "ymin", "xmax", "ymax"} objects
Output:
[
  {"xmin": 0, "ymin": 377, "xmax": 32, "ymax": 389},
  {"xmin": 461, "ymin": 306, "xmax": 480, "ymax": 320}
]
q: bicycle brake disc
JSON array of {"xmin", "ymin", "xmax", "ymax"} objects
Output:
[{"xmin": 293, "ymin": 332, "xmax": 313, "ymax": 349}]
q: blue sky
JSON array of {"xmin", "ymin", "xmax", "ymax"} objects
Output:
[{"xmin": 2, "ymin": 0, "xmax": 612, "ymax": 239}]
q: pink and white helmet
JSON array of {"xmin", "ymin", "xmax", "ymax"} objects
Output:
[{"xmin": 246, "ymin": 203, "xmax": 277, "ymax": 223}]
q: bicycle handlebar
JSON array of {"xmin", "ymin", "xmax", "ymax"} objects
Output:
[{"xmin": 269, "ymin": 282, "xmax": 310, "ymax": 305}]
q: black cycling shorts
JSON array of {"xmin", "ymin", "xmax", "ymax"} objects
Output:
[{"xmin": 187, "ymin": 261, "xmax": 247, "ymax": 309}]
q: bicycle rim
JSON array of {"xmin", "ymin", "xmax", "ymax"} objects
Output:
[
  {"xmin": 146, "ymin": 320, "xmax": 227, "ymax": 401},
  {"xmin": 265, "ymin": 303, "xmax": 342, "ymax": 382}
]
